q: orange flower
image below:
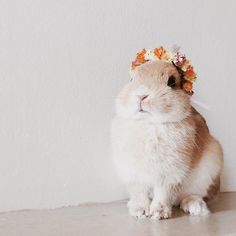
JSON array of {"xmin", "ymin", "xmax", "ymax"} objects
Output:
[
  {"xmin": 183, "ymin": 81, "xmax": 193, "ymax": 92},
  {"xmin": 185, "ymin": 67, "xmax": 195, "ymax": 78},
  {"xmin": 154, "ymin": 47, "xmax": 166, "ymax": 59},
  {"xmin": 135, "ymin": 48, "xmax": 147, "ymax": 63}
]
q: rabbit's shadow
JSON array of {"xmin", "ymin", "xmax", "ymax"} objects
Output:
[{"xmin": 208, "ymin": 192, "xmax": 236, "ymax": 213}]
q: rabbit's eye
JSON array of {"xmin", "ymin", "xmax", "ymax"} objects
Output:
[{"xmin": 167, "ymin": 76, "xmax": 176, "ymax": 88}]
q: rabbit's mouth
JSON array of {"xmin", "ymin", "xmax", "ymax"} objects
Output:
[
  {"xmin": 138, "ymin": 108, "xmax": 149, "ymax": 114},
  {"xmin": 139, "ymin": 102, "xmax": 149, "ymax": 113},
  {"xmin": 139, "ymin": 108, "xmax": 147, "ymax": 112},
  {"xmin": 139, "ymin": 102, "xmax": 150, "ymax": 114}
]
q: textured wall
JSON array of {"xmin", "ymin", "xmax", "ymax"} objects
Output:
[{"xmin": 0, "ymin": 0, "xmax": 235, "ymax": 211}]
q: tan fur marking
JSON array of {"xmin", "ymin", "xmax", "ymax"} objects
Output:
[
  {"xmin": 189, "ymin": 107, "xmax": 210, "ymax": 168},
  {"xmin": 204, "ymin": 175, "xmax": 220, "ymax": 201}
]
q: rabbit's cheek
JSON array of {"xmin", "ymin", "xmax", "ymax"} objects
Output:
[
  {"xmin": 141, "ymin": 100, "xmax": 151, "ymax": 111},
  {"xmin": 141, "ymin": 99, "xmax": 147, "ymax": 105},
  {"xmin": 128, "ymin": 94, "xmax": 139, "ymax": 107},
  {"xmin": 147, "ymin": 99, "xmax": 154, "ymax": 106}
]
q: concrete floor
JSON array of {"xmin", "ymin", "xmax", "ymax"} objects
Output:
[{"xmin": 0, "ymin": 193, "xmax": 236, "ymax": 236}]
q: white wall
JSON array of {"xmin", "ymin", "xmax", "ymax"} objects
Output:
[{"xmin": 0, "ymin": 0, "xmax": 235, "ymax": 211}]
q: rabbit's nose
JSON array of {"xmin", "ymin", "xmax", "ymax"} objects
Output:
[{"xmin": 138, "ymin": 95, "xmax": 149, "ymax": 101}]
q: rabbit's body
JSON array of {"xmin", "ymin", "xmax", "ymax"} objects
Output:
[{"xmin": 111, "ymin": 60, "xmax": 223, "ymax": 219}]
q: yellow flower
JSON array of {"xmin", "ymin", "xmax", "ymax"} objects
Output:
[
  {"xmin": 181, "ymin": 59, "xmax": 191, "ymax": 72},
  {"xmin": 162, "ymin": 51, "xmax": 174, "ymax": 63},
  {"xmin": 184, "ymin": 67, "xmax": 197, "ymax": 81}
]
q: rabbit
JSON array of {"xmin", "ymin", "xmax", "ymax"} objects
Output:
[{"xmin": 111, "ymin": 60, "xmax": 223, "ymax": 219}]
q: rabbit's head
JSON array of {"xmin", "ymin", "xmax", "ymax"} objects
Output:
[{"xmin": 116, "ymin": 60, "xmax": 192, "ymax": 123}]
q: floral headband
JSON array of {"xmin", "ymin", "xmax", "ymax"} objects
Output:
[{"xmin": 130, "ymin": 47, "xmax": 197, "ymax": 94}]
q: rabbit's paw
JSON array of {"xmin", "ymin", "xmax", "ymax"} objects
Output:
[
  {"xmin": 150, "ymin": 201, "xmax": 172, "ymax": 220},
  {"xmin": 128, "ymin": 200, "xmax": 150, "ymax": 219},
  {"xmin": 180, "ymin": 195, "xmax": 209, "ymax": 216}
]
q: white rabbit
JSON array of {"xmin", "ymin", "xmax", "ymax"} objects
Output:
[{"xmin": 111, "ymin": 60, "xmax": 223, "ymax": 219}]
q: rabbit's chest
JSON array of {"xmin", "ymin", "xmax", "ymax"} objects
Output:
[
  {"xmin": 130, "ymin": 126, "xmax": 187, "ymax": 183},
  {"xmin": 133, "ymin": 125, "xmax": 178, "ymax": 165},
  {"xmin": 123, "ymin": 122, "xmax": 177, "ymax": 159},
  {"xmin": 112, "ymin": 119, "xmax": 190, "ymax": 184}
]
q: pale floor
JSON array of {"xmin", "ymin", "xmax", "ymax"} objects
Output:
[{"xmin": 0, "ymin": 193, "xmax": 236, "ymax": 236}]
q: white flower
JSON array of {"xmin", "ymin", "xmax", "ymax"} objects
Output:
[
  {"xmin": 144, "ymin": 50, "xmax": 158, "ymax": 61},
  {"xmin": 162, "ymin": 51, "xmax": 174, "ymax": 63}
]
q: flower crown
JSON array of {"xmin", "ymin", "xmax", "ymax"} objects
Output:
[{"xmin": 130, "ymin": 47, "xmax": 197, "ymax": 94}]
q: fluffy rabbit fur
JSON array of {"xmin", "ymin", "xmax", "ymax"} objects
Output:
[{"xmin": 111, "ymin": 60, "xmax": 223, "ymax": 219}]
